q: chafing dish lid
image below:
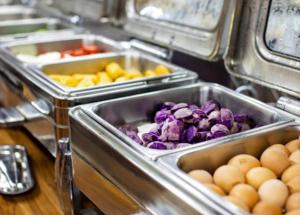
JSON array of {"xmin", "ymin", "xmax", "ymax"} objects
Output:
[
  {"xmin": 225, "ymin": 0, "xmax": 300, "ymax": 98},
  {"xmin": 125, "ymin": 0, "xmax": 240, "ymax": 61}
]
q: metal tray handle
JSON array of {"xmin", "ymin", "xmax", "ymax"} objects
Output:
[{"xmin": 55, "ymin": 137, "xmax": 81, "ymax": 215}]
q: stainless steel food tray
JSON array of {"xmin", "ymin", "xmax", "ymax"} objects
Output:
[
  {"xmin": 0, "ymin": 18, "xmax": 78, "ymax": 43},
  {"xmin": 29, "ymin": 50, "xmax": 197, "ymax": 98},
  {"xmin": 158, "ymin": 122, "xmax": 300, "ymax": 215},
  {"xmin": 1, "ymin": 34, "xmax": 124, "ymax": 65},
  {"xmin": 0, "ymin": 5, "xmax": 39, "ymax": 21},
  {"xmin": 81, "ymin": 82, "xmax": 294, "ymax": 160},
  {"xmin": 0, "ymin": 144, "xmax": 34, "ymax": 195},
  {"xmin": 69, "ymin": 106, "xmax": 233, "ymax": 215}
]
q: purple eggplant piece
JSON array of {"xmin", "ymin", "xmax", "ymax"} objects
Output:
[
  {"xmin": 198, "ymin": 118, "xmax": 211, "ymax": 131},
  {"xmin": 208, "ymin": 110, "xmax": 221, "ymax": 125},
  {"xmin": 174, "ymin": 108, "xmax": 193, "ymax": 119},
  {"xmin": 154, "ymin": 109, "xmax": 171, "ymax": 124},
  {"xmin": 171, "ymin": 103, "xmax": 188, "ymax": 112},
  {"xmin": 211, "ymin": 124, "xmax": 230, "ymax": 138},
  {"xmin": 193, "ymin": 109, "xmax": 207, "ymax": 119},
  {"xmin": 160, "ymin": 119, "xmax": 184, "ymax": 142},
  {"xmin": 142, "ymin": 131, "xmax": 160, "ymax": 144},
  {"xmin": 147, "ymin": 141, "xmax": 167, "ymax": 150},
  {"xmin": 189, "ymin": 104, "xmax": 199, "ymax": 111},
  {"xmin": 201, "ymin": 100, "xmax": 220, "ymax": 114},
  {"xmin": 220, "ymin": 108, "xmax": 234, "ymax": 129},
  {"xmin": 186, "ymin": 125, "xmax": 197, "ymax": 142}
]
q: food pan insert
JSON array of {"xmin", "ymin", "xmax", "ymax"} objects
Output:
[
  {"xmin": 30, "ymin": 51, "xmax": 196, "ymax": 96},
  {"xmin": 1, "ymin": 34, "xmax": 124, "ymax": 65},
  {"xmin": 0, "ymin": 18, "xmax": 76, "ymax": 42},
  {"xmin": 158, "ymin": 122, "xmax": 300, "ymax": 215},
  {"xmin": 82, "ymin": 82, "xmax": 294, "ymax": 160},
  {"xmin": 0, "ymin": 5, "xmax": 39, "ymax": 21}
]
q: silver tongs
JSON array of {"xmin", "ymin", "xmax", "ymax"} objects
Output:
[{"xmin": 0, "ymin": 145, "xmax": 34, "ymax": 195}]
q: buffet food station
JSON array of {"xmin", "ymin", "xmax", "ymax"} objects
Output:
[{"xmin": 1, "ymin": 0, "xmax": 300, "ymax": 215}]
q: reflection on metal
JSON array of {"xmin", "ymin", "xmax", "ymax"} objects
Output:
[
  {"xmin": 276, "ymin": 96, "xmax": 300, "ymax": 117},
  {"xmin": 265, "ymin": 0, "xmax": 300, "ymax": 58},
  {"xmin": 0, "ymin": 145, "xmax": 34, "ymax": 195},
  {"xmin": 135, "ymin": 0, "xmax": 224, "ymax": 30}
]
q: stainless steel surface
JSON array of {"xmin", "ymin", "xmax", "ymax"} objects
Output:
[
  {"xmin": 55, "ymin": 138, "xmax": 75, "ymax": 215},
  {"xmin": 0, "ymin": 18, "xmax": 77, "ymax": 42},
  {"xmin": 225, "ymin": 0, "xmax": 300, "ymax": 98},
  {"xmin": 0, "ymin": 5, "xmax": 39, "ymax": 21},
  {"xmin": 125, "ymin": 0, "xmax": 241, "ymax": 61},
  {"xmin": 276, "ymin": 96, "xmax": 300, "ymax": 117},
  {"xmin": 158, "ymin": 123, "xmax": 300, "ymax": 215},
  {"xmin": 0, "ymin": 144, "xmax": 34, "ymax": 195},
  {"xmin": 82, "ymin": 82, "xmax": 294, "ymax": 160},
  {"xmin": 1, "ymin": 34, "xmax": 124, "ymax": 65},
  {"xmin": 70, "ymin": 108, "xmax": 230, "ymax": 215}
]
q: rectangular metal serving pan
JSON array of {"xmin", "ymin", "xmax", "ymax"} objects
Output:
[
  {"xmin": 1, "ymin": 34, "xmax": 124, "ymax": 65},
  {"xmin": 81, "ymin": 82, "xmax": 295, "ymax": 160},
  {"xmin": 30, "ymin": 50, "xmax": 197, "ymax": 96},
  {"xmin": 0, "ymin": 18, "xmax": 76, "ymax": 43},
  {"xmin": 0, "ymin": 5, "xmax": 39, "ymax": 21},
  {"xmin": 158, "ymin": 122, "xmax": 300, "ymax": 214}
]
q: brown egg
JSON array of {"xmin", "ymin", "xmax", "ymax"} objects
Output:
[
  {"xmin": 287, "ymin": 176, "xmax": 300, "ymax": 193},
  {"xmin": 188, "ymin": 170, "xmax": 213, "ymax": 184},
  {"xmin": 260, "ymin": 148, "xmax": 291, "ymax": 176},
  {"xmin": 246, "ymin": 167, "xmax": 277, "ymax": 189},
  {"xmin": 213, "ymin": 165, "xmax": 245, "ymax": 193},
  {"xmin": 258, "ymin": 179, "xmax": 289, "ymax": 207},
  {"xmin": 286, "ymin": 139, "xmax": 300, "ymax": 154},
  {"xmin": 224, "ymin": 196, "xmax": 250, "ymax": 212},
  {"xmin": 229, "ymin": 184, "xmax": 259, "ymax": 209},
  {"xmin": 252, "ymin": 201, "xmax": 282, "ymax": 215},
  {"xmin": 289, "ymin": 150, "xmax": 300, "ymax": 164},
  {"xmin": 269, "ymin": 144, "xmax": 290, "ymax": 156},
  {"xmin": 286, "ymin": 193, "xmax": 300, "ymax": 212},
  {"xmin": 285, "ymin": 209, "xmax": 300, "ymax": 215},
  {"xmin": 203, "ymin": 183, "xmax": 225, "ymax": 196},
  {"xmin": 228, "ymin": 154, "xmax": 260, "ymax": 175},
  {"xmin": 282, "ymin": 164, "xmax": 300, "ymax": 183}
]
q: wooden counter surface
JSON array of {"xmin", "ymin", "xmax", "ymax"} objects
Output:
[{"xmin": 0, "ymin": 128, "xmax": 64, "ymax": 215}]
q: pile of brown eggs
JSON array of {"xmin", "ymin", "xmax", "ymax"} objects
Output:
[{"xmin": 188, "ymin": 138, "xmax": 300, "ymax": 215}]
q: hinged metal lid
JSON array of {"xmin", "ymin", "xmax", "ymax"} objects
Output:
[
  {"xmin": 225, "ymin": 0, "xmax": 300, "ymax": 98},
  {"xmin": 124, "ymin": 0, "xmax": 241, "ymax": 61},
  {"xmin": 36, "ymin": 0, "xmax": 119, "ymax": 23}
]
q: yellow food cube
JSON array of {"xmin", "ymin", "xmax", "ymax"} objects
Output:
[
  {"xmin": 72, "ymin": 74, "xmax": 97, "ymax": 83},
  {"xmin": 154, "ymin": 65, "xmax": 170, "ymax": 76},
  {"xmin": 105, "ymin": 62, "xmax": 124, "ymax": 80},
  {"xmin": 49, "ymin": 74, "xmax": 69, "ymax": 83},
  {"xmin": 114, "ymin": 76, "xmax": 129, "ymax": 83},
  {"xmin": 124, "ymin": 70, "xmax": 143, "ymax": 79},
  {"xmin": 49, "ymin": 74, "xmax": 78, "ymax": 87},
  {"xmin": 65, "ymin": 77, "xmax": 79, "ymax": 87},
  {"xmin": 144, "ymin": 70, "xmax": 156, "ymax": 77},
  {"xmin": 76, "ymin": 78, "xmax": 96, "ymax": 88},
  {"xmin": 97, "ymin": 72, "xmax": 113, "ymax": 85}
]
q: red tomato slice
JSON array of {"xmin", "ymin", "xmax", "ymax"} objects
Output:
[
  {"xmin": 82, "ymin": 45, "xmax": 102, "ymax": 54},
  {"xmin": 70, "ymin": 48, "xmax": 87, "ymax": 56}
]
